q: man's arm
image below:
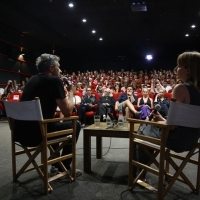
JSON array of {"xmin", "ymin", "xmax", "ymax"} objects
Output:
[{"xmin": 56, "ymin": 91, "xmax": 74, "ymax": 117}]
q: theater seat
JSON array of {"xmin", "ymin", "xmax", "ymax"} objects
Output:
[{"xmin": 7, "ymin": 91, "xmax": 22, "ymax": 102}]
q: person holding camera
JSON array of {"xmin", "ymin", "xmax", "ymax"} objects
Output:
[
  {"xmin": 150, "ymin": 78, "xmax": 165, "ymax": 95},
  {"xmin": 1, "ymin": 80, "xmax": 14, "ymax": 100}
]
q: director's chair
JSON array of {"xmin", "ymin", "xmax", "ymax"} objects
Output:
[
  {"xmin": 4, "ymin": 97, "xmax": 78, "ymax": 194},
  {"xmin": 128, "ymin": 101, "xmax": 200, "ymax": 199}
]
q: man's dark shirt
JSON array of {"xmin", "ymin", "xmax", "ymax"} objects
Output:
[
  {"xmin": 14, "ymin": 74, "xmax": 65, "ymax": 146},
  {"xmin": 117, "ymin": 93, "xmax": 138, "ymax": 105}
]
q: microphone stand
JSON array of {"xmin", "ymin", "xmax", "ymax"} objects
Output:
[{"xmin": 106, "ymin": 113, "xmax": 118, "ymax": 129}]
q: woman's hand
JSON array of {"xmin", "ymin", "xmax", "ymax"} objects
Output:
[{"xmin": 151, "ymin": 111, "xmax": 166, "ymax": 122}]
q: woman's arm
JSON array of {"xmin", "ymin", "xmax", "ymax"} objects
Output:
[
  {"xmin": 149, "ymin": 98, "xmax": 154, "ymax": 109},
  {"xmin": 172, "ymin": 83, "xmax": 190, "ymax": 103},
  {"xmin": 150, "ymin": 79, "xmax": 155, "ymax": 94},
  {"xmin": 154, "ymin": 93, "xmax": 158, "ymax": 103},
  {"xmin": 137, "ymin": 97, "xmax": 141, "ymax": 107}
]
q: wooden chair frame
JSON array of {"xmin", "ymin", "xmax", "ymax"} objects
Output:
[
  {"xmin": 128, "ymin": 118, "xmax": 200, "ymax": 200},
  {"xmin": 5, "ymin": 98, "xmax": 78, "ymax": 194}
]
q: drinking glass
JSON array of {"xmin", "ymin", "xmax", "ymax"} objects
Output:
[{"xmin": 94, "ymin": 115, "xmax": 100, "ymax": 129}]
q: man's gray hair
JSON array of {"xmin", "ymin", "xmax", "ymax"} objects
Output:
[{"xmin": 36, "ymin": 53, "xmax": 60, "ymax": 72}]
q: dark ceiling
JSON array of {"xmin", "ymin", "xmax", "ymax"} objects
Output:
[{"xmin": 0, "ymin": 0, "xmax": 200, "ymax": 60}]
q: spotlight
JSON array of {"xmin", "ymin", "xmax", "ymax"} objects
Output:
[{"xmin": 146, "ymin": 55, "xmax": 153, "ymax": 60}]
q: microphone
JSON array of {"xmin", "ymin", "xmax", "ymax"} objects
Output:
[
  {"xmin": 62, "ymin": 77, "xmax": 70, "ymax": 86},
  {"xmin": 62, "ymin": 77, "xmax": 72, "ymax": 91},
  {"xmin": 149, "ymin": 104, "xmax": 161, "ymax": 121}
]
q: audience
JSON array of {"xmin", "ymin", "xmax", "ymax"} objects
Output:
[{"xmin": 1, "ymin": 67, "xmax": 179, "ymax": 122}]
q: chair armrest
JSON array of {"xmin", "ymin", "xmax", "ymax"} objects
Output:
[
  {"xmin": 127, "ymin": 118, "xmax": 168, "ymax": 128},
  {"xmin": 42, "ymin": 116, "xmax": 78, "ymax": 123}
]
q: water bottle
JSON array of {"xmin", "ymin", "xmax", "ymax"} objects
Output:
[
  {"xmin": 118, "ymin": 111, "xmax": 124, "ymax": 129},
  {"xmin": 123, "ymin": 116, "xmax": 128, "ymax": 130},
  {"xmin": 106, "ymin": 114, "xmax": 112, "ymax": 128}
]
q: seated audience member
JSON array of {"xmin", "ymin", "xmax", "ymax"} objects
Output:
[
  {"xmin": 81, "ymin": 83, "xmax": 87, "ymax": 96},
  {"xmin": 153, "ymin": 79, "xmax": 165, "ymax": 94},
  {"xmin": 1, "ymin": 80, "xmax": 14, "ymax": 100},
  {"xmin": 113, "ymin": 83, "xmax": 121, "ymax": 93},
  {"xmin": 115, "ymin": 85, "xmax": 141, "ymax": 117},
  {"xmin": 96, "ymin": 84, "xmax": 104, "ymax": 96},
  {"xmin": 13, "ymin": 80, "xmax": 19, "ymax": 91},
  {"xmin": 78, "ymin": 87, "xmax": 96, "ymax": 127},
  {"xmin": 162, "ymin": 80, "xmax": 172, "ymax": 93},
  {"xmin": 98, "ymin": 88, "xmax": 115, "ymax": 121},
  {"xmin": 13, "ymin": 53, "xmax": 82, "ymax": 176},
  {"xmin": 19, "ymin": 80, "xmax": 26, "ymax": 91},
  {"xmin": 137, "ymin": 88, "xmax": 153, "ymax": 120},
  {"xmin": 154, "ymin": 89, "xmax": 170, "ymax": 118},
  {"xmin": 76, "ymin": 82, "xmax": 83, "ymax": 92},
  {"xmin": 0, "ymin": 88, "xmax": 4, "ymax": 97},
  {"xmin": 137, "ymin": 51, "xmax": 200, "ymax": 180}
]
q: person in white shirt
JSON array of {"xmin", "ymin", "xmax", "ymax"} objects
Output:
[{"xmin": 162, "ymin": 80, "xmax": 172, "ymax": 93}]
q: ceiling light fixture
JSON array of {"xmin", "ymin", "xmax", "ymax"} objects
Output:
[
  {"xmin": 82, "ymin": 19, "xmax": 87, "ymax": 22},
  {"xmin": 69, "ymin": 3, "xmax": 74, "ymax": 7},
  {"xmin": 131, "ymin": 1, "xmax": 147, "ymax": 12},
  {"xmin": 146, "ymin": 55, "xmax": 153, "ymax": 60},
  {"xmin": 185, "ymin": 34, "xmax": 189, "ymax": 37},
  {"xmin": 191, "ymin": 25, "xmax": 196, "ymax": 28},
  {"xmin": 99, "ymin": 38, "xmax": 103, "ymax": 41},
  {"xmin": 92, "ymin": 30, "xmax": 96, "ymax": 33}
]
